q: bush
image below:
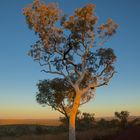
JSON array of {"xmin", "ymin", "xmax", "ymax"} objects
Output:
[
  {"xmin": 115, "ymin": 111, "xmax": 129, "ymax": 128},
  {"xmin": 59, "ymin": 112, "xmax": 95, "ymax": 130}
]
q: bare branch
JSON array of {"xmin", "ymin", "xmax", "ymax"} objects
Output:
[
  {"xmin": 75, "ymin": 43, "xmax": 89, "ymax": 85},
  {"xmin": 97, "ymin": 64, "xmax": 109, "ymax": 78},
  {"xmin": 76, "ymin": 71, "xmax": 86, "ymax": 85},
  {"xmin": 54, "ymin": 106, "xmax": 66, "ymax": 116},
  {"xmin": 41, "ymin": 69, "xmax": 65, "ymax": 76},
  {"xmin": 96, "ymin": 71, "xmax": 116, "ymax": 88},
  {"xmin": 39, "ymin": 62, "xmax": 47, "ymax": 66}
]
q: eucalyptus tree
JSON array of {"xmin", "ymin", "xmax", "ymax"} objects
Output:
[{"xmin": 23, "ymin": 0, "xmax": 118, "ymax": 139}]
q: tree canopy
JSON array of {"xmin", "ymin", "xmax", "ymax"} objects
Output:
[
  {"xmin": 23, "ymin": 0, "xmax": 118, "ymax": 102},
  {"xmin": 23, "ymin": 1, "xmax": 118, "ymax": 139}
]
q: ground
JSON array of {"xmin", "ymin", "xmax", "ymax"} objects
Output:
[{"xmin": 0, "ymin": 119, "xmax": 140, "ymax": 140}]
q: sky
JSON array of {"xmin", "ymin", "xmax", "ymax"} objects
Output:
[{"xmin": 0, "ymin": 0, "xmax": 140, "ymax": 119}]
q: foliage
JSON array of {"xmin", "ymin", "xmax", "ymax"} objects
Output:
[
  {"xmin": 36, "ymin": 78, "xmax": 74, "ymax": 120},
  {"xmin": 115, "ymin": 111, "xmax": 129, "ymax": 128},
  {"xmin": 77, "ymin": 112, "xmax": 95, "ymax": 130},
  {"xmin": 36, "ymin": 77, "xmax": 96, "ymax": 120},
  {"xmin": 23, "ymin": 0, "xmax": 118, "ymax": 89},
  {"xmin": 59, "ymin": 112, "xmax": 95, "ymax": 130},
  {"xmin": 96, "ymin": 118, "xmax": 119, "ymax": 129}
]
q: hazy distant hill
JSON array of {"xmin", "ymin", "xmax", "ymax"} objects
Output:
[
  {"xmin": 0, "ymin": 116, "xmax": 139, "ymax": 126},
  {"xmin": 0, "ymin": 119, "xmax": 61, "ymax": 126}
]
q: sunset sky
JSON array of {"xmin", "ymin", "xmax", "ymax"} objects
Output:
[{"xmin": 0, "ymin": 0, "xmax": 140, "ymax": 119}]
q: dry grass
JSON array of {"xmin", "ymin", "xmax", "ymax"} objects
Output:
[
  {"xmin": 0, "ymin": 127, "xmax": 118, "ymax": 140},
  {"xmin": 77, "ymin": 127, "xmax": 118, "ymax": 140},
  {"xmin": 0, "ymin": 133, "xmax": 68, "ymax": 140}
]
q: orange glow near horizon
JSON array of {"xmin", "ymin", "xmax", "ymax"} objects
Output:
[{"xmin": 1, "ymin": 106, "xmax": 140, "ymax": 119}]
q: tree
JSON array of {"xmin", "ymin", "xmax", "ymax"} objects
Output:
[
  {"xmin": 115, "ymin": 111, "xmax": 129, "ymax": 128},
  {"xmin": 23, "ymin": 0, "xmax": 118, "ymax": 140}
]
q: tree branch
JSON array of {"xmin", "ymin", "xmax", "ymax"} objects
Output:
[
  {"xmin": 81, "ymin": 83, "xmax": 95, "ymax": 96},
  {"xmin": 39, "ymin": 62, "xmax": 47, "ymax": 66},
  {"xmin": 41, "ymin": 69, "xmax": 64, "ymax": 76},
  {"xmin": 96, "ymin": 71, "xmax": 116, "ymax": 88},
  {"xmin": 97, "ymin": 63, "xmax": 109, "ymax": 78}
]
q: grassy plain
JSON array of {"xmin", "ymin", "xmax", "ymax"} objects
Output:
[{"xmin": 0, "ymin": 118, "xmax": 140, "ymax": 140}]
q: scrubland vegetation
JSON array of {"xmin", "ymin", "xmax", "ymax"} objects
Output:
[{"xmin": 0, "ymin": 111, "xmax": 140, "ymax": 140}]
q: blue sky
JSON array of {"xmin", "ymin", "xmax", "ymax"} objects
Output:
[{"xmin": 0, "ymin": 0, "xmax": 140, "ymax": 119}]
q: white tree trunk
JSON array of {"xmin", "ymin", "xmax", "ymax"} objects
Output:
[{"xmin": 69, "ymin": 89, "xmax": 81, "ymax": 140}]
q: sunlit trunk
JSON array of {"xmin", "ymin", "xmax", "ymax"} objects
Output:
[{"xmin": 69, "ymin": 88, "xmax": 81, "ymax": 140}]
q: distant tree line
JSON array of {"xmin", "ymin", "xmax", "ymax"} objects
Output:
[{"xmin": 59, "ymin": 110, "xmax": 139, "ymax": 130}]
